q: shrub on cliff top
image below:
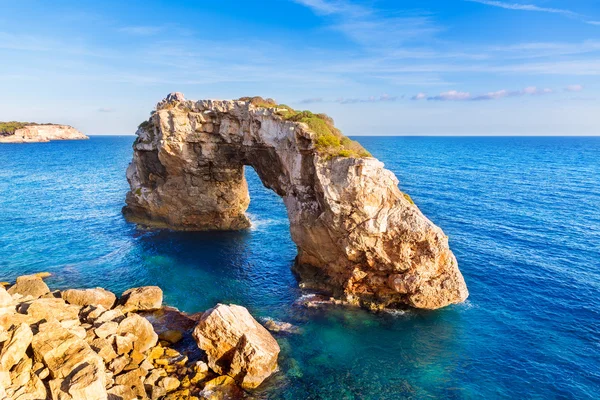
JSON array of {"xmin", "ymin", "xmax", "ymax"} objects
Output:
[
  {"xmin": 0, "ymin": 121, "xmax": 31, "ymax": 135},
  {"xmin": 237, "ymin": 97, "xmax": 371, "ymax": 159}
]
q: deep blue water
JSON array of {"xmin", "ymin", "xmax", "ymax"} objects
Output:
[{"xmin": 1, "ymin": 136, "xmax": 599, "ymax": 399}]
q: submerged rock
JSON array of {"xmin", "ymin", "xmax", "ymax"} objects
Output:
[
  {"xmin": 123, "ymin": 93, "xmax": 468, "ymax": 310},
  {"xmin": 193, "ymin": 304, "xmax": 280, "ymax": 389}
]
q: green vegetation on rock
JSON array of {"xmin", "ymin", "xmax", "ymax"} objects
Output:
[
  {"xmin": 0, "ymin": 121, "xmax": 31, "ymax": 136},
  {"xmin": 0, "ymin": 121, "xmax": 54, "ymax": 136},
  {"xmin": 237, "ymin": 96, "xmax": 371, "ymax": 159}
]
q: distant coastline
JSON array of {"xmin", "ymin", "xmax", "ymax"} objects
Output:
[{"xmin": 0, "ymin": 121, "xmax": 88, "ymax": 143}]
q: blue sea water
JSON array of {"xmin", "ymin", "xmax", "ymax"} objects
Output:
[{"xmin": 1, "ymin": 136, "xmax": 599, "ymax": 399}]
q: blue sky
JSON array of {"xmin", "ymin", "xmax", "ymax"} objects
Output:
[{"xmin": 1, "ymin": 0, "xmax": 599, "ymax": 135}]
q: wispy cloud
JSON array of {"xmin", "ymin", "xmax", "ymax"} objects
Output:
[
  {"xmin": 292, "ymin": 0, "xmax": 441, "ymax": 49},
  {"xmin": 564, "ymin": 84, "xmax": 584, "ymax": 92},
  {"xmin": 411, "ymin": 93, "xmax": 427, "ymax": 100},
  {"xmin": 118, "ymin": 26, "xmax": 162, "ymax": 36},
  {"xmin": 466, "ymin": 0, "xmax": 577, "ymax": 17},
  {"xmin": 424, "ymin": 86, "xmax": 553, "ymax": 101},
  {"xmin": 336, "ymin": 94, "xmax": 399, "ymax": 104},
  {"xmin": 98, "ymin": 107, "xmax": 115, "ymax": 112},
  {"xmin": 299, "ymin": 97, "xmax": 324, "ymax": 104},
  {"xmin": 466, "ymin": 0, "xmax": 600, "ymax": 25}
]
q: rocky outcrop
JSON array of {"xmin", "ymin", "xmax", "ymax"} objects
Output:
[
  {"xmin": 0, "ymin": 275, "xmax": 280, "ymax": 399},
  {"xmin": 0, "ymin": 124, "xmax": 88, "ymax": 143},
  {"xmin": 124, "ymin": 93, "xmax": 468, "ymax": 310},
  {"xmin": 193, "ymin": 304, "xmax": 280, "ymax": 389}
]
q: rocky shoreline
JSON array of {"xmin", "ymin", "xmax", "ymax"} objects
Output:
[
  {"xmin": 0, "ymin": 274, "xmax": 281, "ymax": 399},
  {"xmin": 0, "ymin": 124, "xmax": 88, "ymax": 143}
]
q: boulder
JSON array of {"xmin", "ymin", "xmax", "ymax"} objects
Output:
[
  {"xmin": 117, "ymin": 314, "xmax": 158, "ymax": 353},
  {"xmin": 0, "ymin": 286, "xmax": 12, "ymax": 307},
  {"xmin": 199, "ymin": 375, "xmax": 243, "ymax": 400},
  {"xmin": 31, "ymin": 320, "xmax": 104, "ymax": 380},
  {"xmin": 192, "ymin": 304, "xmax": 280, "ymax": 389},
  {"xmin": 0, "ymin": 323, "xmax": 33, "ymax": 371},
  {"xmin": 118, "ymin": 286, "xmax": 162, "ymax": 312},
  {"xmin": 62, "ymin": 288, "xmax": 117, "ymax": 310},
  {"xmin": 26, "ymin": 297, "xmax": 81, "ymax": 322},
  {"xmin": 67, "ymin": 362, "xmax": 107, "ymax": 400},
  {"xmin": 7, "ymin": 275, "xmax": 50, "ymax": 299}
]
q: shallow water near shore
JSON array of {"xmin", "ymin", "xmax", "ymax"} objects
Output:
[{"xmin": 1, "ymin": 136, "xmax": 599, "ymax": 399}]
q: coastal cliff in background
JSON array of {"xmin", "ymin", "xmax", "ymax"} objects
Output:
[
  {"xmin": 124, "ymin": 93, "xmax": 468, "ymax": 310},
  {"xmin": 0, "ymin": 122, "xmax": 88, "ymax": 143}
]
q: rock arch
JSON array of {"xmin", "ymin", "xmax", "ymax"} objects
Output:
[{"xmin": 124, "ymin": 93, "xmax": 468, "ymax": 310}]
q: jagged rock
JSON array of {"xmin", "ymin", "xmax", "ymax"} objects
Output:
[
  {"xmin": 193, "ymin": 304, "xmax": 280, "ymax": 389},
  {"xmin": 95, "ymin": 309, "xmax": 126, "ymax": 325},
  {"xmin": 90, "ymin": 338, "xmax": 118, "ymax": 364},
  {"xmin": 159, "ymin": 376, "xmax": 180, "ymax": 392},
  {"xmin": 114, "ymin": 367, "xmax": 147, "ymax": 387},
  {"xmin": 26, "ymin": 297, "xmax": 81, "ymax": 323},
  {"xmin": 62, "ymin": 288, "xmax": 117, "ymax": 310},
  {"xmin": 67, "ymin": 362, "xmax": 107, "ymax": 400},
  {"xmin": 117, "ymin": 314, "xmax": 158, "ymax": 353},
  {"xmin": 0, "ymin": 286, "xmax": 12, "ymax": 307},
  {"xmin": 106, "ymin": 384, "xmax": 136, "ymax": 400},
  {"xmin": 123, "ymin": 94, "xmax": 468, "ymax": 310},
  {"xmin": 7, "ymin": 275, "xmax": 50, "ymax": 299},
  {"xmin": 31, "ymin": 320, "xmax": 104, "ymax": 380},
  {"xmin": 118, "ymin": 286, "xmax": 163, "ymax": 313},
  {"xmin": 10, "ymin": 356, "xmax": 32, "ymax": 388},
  {"xmin": 94, "ymin": 321, "xmax": 119, "ymax": 339},
  {"xmin": 0, "ymin": 323, "xmax": 33, "ymax": 371},
  {"xmin": 114, "ymin": 334, "xmax": 134, "ymax": 355},
  {"xmin": 199, "ymin": 375, "xmax": 243, "ymax": 400},
  {"xmin": 11, "ymin": 370, "xmax": 47, "ymax": 400}
]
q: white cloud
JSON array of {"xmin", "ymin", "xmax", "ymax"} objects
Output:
[
  {"xmin": 411, "ymin": 93, "xmax": 427, "ymax": 100},
  {"xmin": 98, "ymin": 107, "xmax": 115, "ymax": 112},
  {"xmin": 429, "ymin": 86, "xmax": 554, "ymax": 101},
  {"xmin": 429, "ymin": 90, "xmax": 472, "ymax": 101},
  {"xmin": 564, "ymin": 84, "xmax": 584, "ymax": 92}
]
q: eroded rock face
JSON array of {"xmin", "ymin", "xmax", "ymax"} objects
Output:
[
  {"xmin": 124, "ymin": 93, "xmax": 469, "ymax": 310},
  {"xmin": 0, "ymin": 124, "xmax": 88, "ymax": 143},
  {"xmin": 192, "ymin": 304, "xmax": 280, "ymax": 389}
]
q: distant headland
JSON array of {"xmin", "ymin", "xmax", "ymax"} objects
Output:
[{"xmin": 0, "ymin": 121, "xmax": 88, "ymax": 143}]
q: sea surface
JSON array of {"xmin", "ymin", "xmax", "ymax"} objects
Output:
[{"xmin": 1, "ymin": 136, "xmax": 599, "ymax": 399}]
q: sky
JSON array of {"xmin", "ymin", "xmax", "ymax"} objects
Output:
[{"xmin": 1, "ymin": 0, "xmax": 599, "ymax": 135}]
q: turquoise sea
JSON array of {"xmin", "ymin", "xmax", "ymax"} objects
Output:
[{"xmin": 1, "ymin": 136, "xmax": 599, "ymax": 399}]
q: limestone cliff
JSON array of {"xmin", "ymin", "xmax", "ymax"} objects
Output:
[
  {"xmin": 0, "ymin": 123, "xmax": 88, "ymax": 143},
  {"xmin": 124, "ymin": 93, "xmax": 468, "ymax": 310}
]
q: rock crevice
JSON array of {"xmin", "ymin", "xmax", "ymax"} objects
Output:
[{"xmin": 124, "ymin": 93, "xmax": 468, "ymax": 310}]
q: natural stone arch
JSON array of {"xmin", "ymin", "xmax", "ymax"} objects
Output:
[{"xmin": 124, "ymin": 93, "xmax": 468, "ymax": 310}]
